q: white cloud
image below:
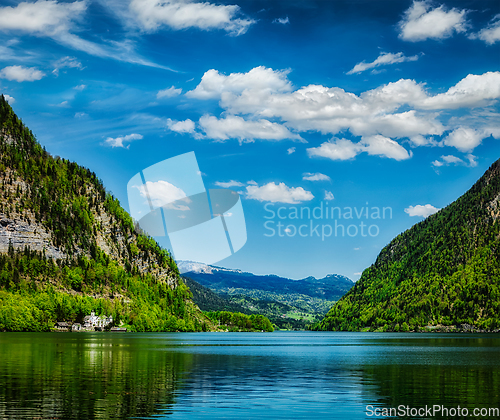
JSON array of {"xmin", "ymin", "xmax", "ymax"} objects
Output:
[
  {"xmin": 405, "ymin": 204, "xmax": 440, "ymax": 218},
  {"xmin": 347, "ymin": 52, "xmax": 420, "ymax": 75},
  {"xmin": 128, "ymin": 0, "xmax": 255, "ymax": 35},
  {"xmin": 0, "ymin": 65, "xmax": 44, "ymax": 82},
  {"xmin": 362, "ymin": 135, "xmax": 412, "ymax": 160},
  {"xmin": 104, "ymin": 133, "xmax": 143, "ymax": 148},
  {"xmin": 157, "ymin": 86, "xmax": 182, "ymax": 99},
  {"xmin": 302, "ymin": 172, "xmax": 331, "ymax": 182},
  {"xmin": 398, "ymin": 1, "xmax": 468, "ymax": 42},
  {"xmin": 186, "ymin": 66, "xmax": 500, "ymax": 158},
  {"xmin": 186, "ymin": 66, "xmax": 292, "ymax": 100},
  {"xmin": 287, "ymin": 147, "xmax": 296, "ymax": 155},
  {"xmin": 419, "ymin": 72, "xmax": 500, "ymax": 110},
  {"xmin": 273, "ymin": 16, "xmax": 289, "ymax": 25},
  {"xmin": 167, "ymin": 118, "xmax": 196, "ymax": 134},
  {"xmin": 307, "ymin": 136, "xmax": 411, "ymax": 161},
  {"xmin": 214, "ymin": 180, "xmax": 245, "ymax": 188},
  {"xmin": 474, "ymin": 15, "xmax": 500, "ymax": 45},
  {"xmin": 307, "ymin": 138, "xmax": 361, "ymax": 161},
  {"xmin": 0, "ymin": 0, "xmax": 167, "ymax": 69},
  {"xmin": 324, "ymin": 191, "xmax": 335, "ymax": 201},
  {"xmin": 432, "ymin": 154, "xmax": 478, "ymax": 168},
  {"xmin": 443, "ymin": 127, "xmax": 486, "ymax": 152},
  {"xmin": 466, "ymin": 154, "xmax": 478, "ymax": 167},
  {"xmin": 3, "ymin": 94, "xmax": 15, "ymax": 104},
  {"xmin": 74, "ymin": 84, "xmax": 86, "ymax": 91},
  {"xmin": 213, "ymin": 73, "xmax": 444, "ymax": 140},
  {"xmin": 0, "ymin": 0, "xmax": 86, "ymax": 36},
  {"xmin": 246, "ymin": 182, "xmax": 314, "ymax": 204},
  {"xmin": 52, "ymin": 56, "xmax": 82, "ymax": 76},
  {"xmin": 198, "ymin": 115, "xmax": 303, "ymax": 143},
  {"xmin": 136, "ymin": 180, "xmax": 187, "ymax": 208}
]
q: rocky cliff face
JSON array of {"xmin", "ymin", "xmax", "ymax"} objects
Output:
[{"xmin": 0, "ymin": 164, "xmax": 177, "ymax": 287}]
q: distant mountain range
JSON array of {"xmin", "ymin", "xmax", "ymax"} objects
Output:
[
  {"xmin": 317, "ymin": 157, "xmax": 500, "ymax": 333},
  {"xmin": 179, "ymin": 261, "xmax": 354, "ymax": 300},
  {"xmin": 180, "ymin": 261, "xmax": 354, "ymax": 329}
]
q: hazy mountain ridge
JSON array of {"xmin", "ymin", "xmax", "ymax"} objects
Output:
[
  {"xmin": 317, "ymin": 158, "xmax": 500, "ymax": 332},
  {"xmin": 179, "ymin": 261, "xmax": 354, "ymax": 300},
  {"xmin": 180, "ymin": 261, "xmax": 354, "ymax": 329}
]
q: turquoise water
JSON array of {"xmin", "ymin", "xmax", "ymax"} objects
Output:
[{"xmin": 0, "ymin": 332, "xmax": 499, "ymax": 419}]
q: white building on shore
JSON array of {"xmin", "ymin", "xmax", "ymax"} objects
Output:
[{"xmin": 83, "ymin": 311, "xmax": 113, "ymax": 330}]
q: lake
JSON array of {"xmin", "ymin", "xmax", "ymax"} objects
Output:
[{"xmin": 0, "ymin": 332, "xmax": 499, "ymax": 419}]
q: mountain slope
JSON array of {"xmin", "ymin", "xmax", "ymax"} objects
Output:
[
  {"xmin": 318, "ymin": 158, "xmax": 500, "ymax": 332},
  {"xmin": 180, "ymin": 261, "xmax": 354, "ymax": 328},
  {"xmin": 0, "ymin": 95, "xmax": 214, "ymax": 332},
  {"xmin": 182, "ymin": 276, "xmax": 248, "ymax": 313}
]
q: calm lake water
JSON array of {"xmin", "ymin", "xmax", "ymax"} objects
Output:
[{"xmin": 0, "ymin": 332, "xmax": 499, "ymax": 419}]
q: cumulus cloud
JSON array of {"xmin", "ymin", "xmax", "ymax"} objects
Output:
[
  {"xmin": 307, "ymin": 136, "xmax": 411, "ymax": 161},
  {"xmin": 419, "ymin": 72, "xmax": 500, "ymax": 110},
  {"xmin": 198, "ymin": 115, "xmax": 303, "ymax": 143},
  {"xmin": 324, "ymin": 191, "xmax": 335, "ymax": 201},
  {"xmin": 136, "ymin": 180, "xmax": 187, "ymax": 208},
  {"xmin": 186, "ymin": 66, "xmax": 500, "ymax": 158},
  {"xmin": 127, "ymin": 0, "xmax": 255, "ymax": 35},
  {"xmin": 246, "ymin": 182, "xmax": 314, "ymax": 204},
  {"xmin": 302, "ymin": 172, "xmax": 331, "ymax": 182},
  {"xmin": 211, "ymin": 72, "xmax": 444, "ymax": 139},
  {"xmin": 167, "ymin": 119, "xmax": 196, "ymax": 134},
  {"xmin": 186, "ymin": 66, "xmax": 292, "ymax": 100},
  {"xmin": 214, "ymin": 180, "xmax": 245, "ymax": 188},
  {"xmin": 405, "ymin": 204, "xmax": 440, "ymax": 218},
  {"xmin": 157, "ymin": 86, "xmax": 182, "ymax": 99},
  {"xmin": 442, "ymin": 127, "xmax": 486, "ymax": 152},
  {"xmin": 307, "ymin": 138, "xmax": 360, "ymax": 161},
  {"xmin": 287, "ymin": 147, "xmax": 296, "ymax": 155},
  {"xmin": 362, "ymin": 135, "xmax": 412, "ymax": 160},
  {"xmin": 473, "ymin": 15, "xmax": 500, "ymax": 45},
  {"xmin": 347, "ymin": 52, "xmax": 420, "ymax": 75},
  {"xmin": 104, "ymin": 133, "xmax": 143, "ymax": 148},
  {"xmin": 0, "ymin": 65, "xmax": 44, "ymax": 82},
  {"xmin": 398, "ymin": 1, "xmax": 468, "ymax": 42}
]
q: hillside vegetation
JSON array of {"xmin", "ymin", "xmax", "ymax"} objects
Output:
[
  {"xmin": 0, "ymin": 95, "xmax": 213, "ymax": 332},
  {"xmin": 317, "ymin": 158, "xmax": 500, "ymax": 332}
]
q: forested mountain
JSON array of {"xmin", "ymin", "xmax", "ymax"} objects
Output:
[
  {"xmin": 0, "ymin": 95, "xmax": 214, "ymax": 332},
  {"xmin": 180, "ymin": 261, "xmax": 354, "ymax": 329},
  {"xmin": 179, "ymin": 261, "xmax": 353, "ymax": 300},
  {"xmin": 317, "ymin": 158, "xmax": 500, "ymax": 332}
]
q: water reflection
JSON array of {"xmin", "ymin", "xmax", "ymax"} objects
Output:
[{"xmin": 0, "ymin": 332, "xmax": 499, "ymax": 419}]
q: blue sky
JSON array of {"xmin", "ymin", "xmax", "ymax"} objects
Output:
[{"xmin": 1, "ymin": 0, "xmax": 500, "ymax": 280}]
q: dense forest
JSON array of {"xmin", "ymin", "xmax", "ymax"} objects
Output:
[
  {"xmin": 317, "ymin": 158, "xmax": 500, "ymax": 332},
  {"xmin": 205, "ymin": 311, "xmax": 274, "ymax": 332},
  {"xmin": 0, "ymin": 95, "xmax": 211, "ymax": 332}
]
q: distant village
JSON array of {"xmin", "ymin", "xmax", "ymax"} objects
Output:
[{"xmin": 54, "ymin": 311, "xmax": 126, "ymax": 332}]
